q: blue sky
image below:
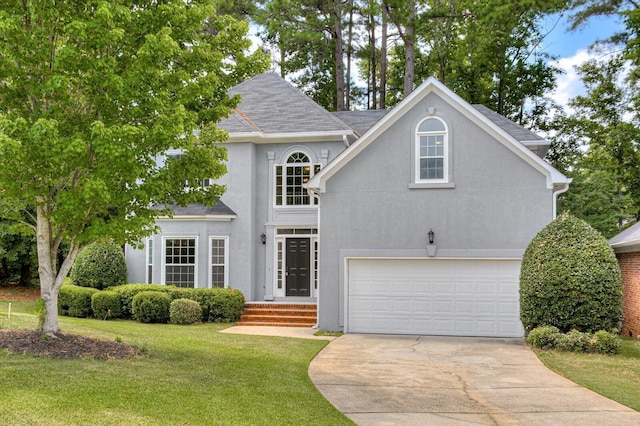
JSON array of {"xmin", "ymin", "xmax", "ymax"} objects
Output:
[{"xmin": 541, "ymin": 12, "xmax": 627, "ymax": 107}]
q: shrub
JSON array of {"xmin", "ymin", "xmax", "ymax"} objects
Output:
[
  {"xmin": 199, "ymin": 288, "xmax": 245, "ymax": 322},
  {"xmin": 132, "ymin": 291, "xmax": 170, "ymax": 323},
  {"xmin": 555, "ymin": 329, "xmax": 591, "ymax": 352},
  {"xmin": 169, "ymin": 298, "xmax": 202, "ymax": 325},
  {"xmin": 58, "ymin": 285, "xmax": 98, "ymax": 318},
  {"xmin": 71, "ymin": 242, "xmax": 127, "ymax": 290},
  {"xmin": 520, "ymin": 212, "xmax": 623, "ymax": 334},
  {"xmin": 526, "ymin": 325, "xmax": 561, "ymax": 350},
  {"xmin": 106, "ymin": 284, "xmax": 175, "ymax": 319},
  {"xmin": 91, "ymin": 291, "xmax": 122, "ymax": 320},
  {"xmin": 165, "ymin": 287, "xmax": 245, "ymax": 322},
  {"xmin": 591, "ymin": 330, "xmax": 621, "ymax": 354}
]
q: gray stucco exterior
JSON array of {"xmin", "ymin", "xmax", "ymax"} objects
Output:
[
  {"xmin": 312, "ymin": 92, "xmax": 554, "ymax": 330},
  {"xmin": 125, "ymin": 73, "xmax": 569, "ymax": 334}
]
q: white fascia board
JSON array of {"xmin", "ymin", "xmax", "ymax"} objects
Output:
[
  {"xmin": 308, "ymin": 77, "xmax": 568, "ymax": 192},
  {"xmin": 156, "ymin": 215, "xmax": 236, "ymax": 222},
  {"xmin": 226, "ymin": 130, "xmax": 355, "ymax": 144},
  {"xmin": 611, "ymin": 239, "xmax": 640, "ymax": 249}
]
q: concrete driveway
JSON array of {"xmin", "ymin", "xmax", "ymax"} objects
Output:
[{"xmin": 309, "ymin": 334, "xmax": 640, "ymax": 425}]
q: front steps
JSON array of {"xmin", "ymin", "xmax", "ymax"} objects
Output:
[{"xmin": 237, "ymin": 303, "xmax": 317, "ymax": 327}]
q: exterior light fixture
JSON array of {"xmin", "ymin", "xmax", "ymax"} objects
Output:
[
  {"xmin": 260, "ymin": 233, "xmax": 266, "ymax": 244},
  {"xmin": 428, "ymin": 229, "xmax": 435, "ymax": 245}
]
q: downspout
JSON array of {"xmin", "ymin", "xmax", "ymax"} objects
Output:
[
  {"xmin": 307, "ymin": 186, "xmax": 321, "ymax": 329},
  {"xmin": 552, "ymin": 182, "xmax": 571, "ymax": 219}
]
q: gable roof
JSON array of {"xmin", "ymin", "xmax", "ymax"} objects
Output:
[
  {"xmin": 472, "ymin": 105, "xmax": 550, "ymax": 157},
  {"xmin": 307, "ymin": 77, "xmax": 569, "ymax": 192},
  {"xmin": 610, "ymin": 221, "xmax": 640, "ymax": 252},
  {"xmin": 218, "ymin": 73, "xmax": 355, "ymax": 143}
]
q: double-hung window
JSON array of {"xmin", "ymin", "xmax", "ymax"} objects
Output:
[
  {"xmin": 416, "ymin": 118, "xmax": 448, "ymax": 182},
  {"xmin": 165, "ymin": 238, "xmax": 196, "ymax": 288},
  {"xmin": 210, "ymin": 237, "xmax": 228, "ymax": 288}
]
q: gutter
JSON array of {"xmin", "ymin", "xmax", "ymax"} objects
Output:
[{"xmin": 552, "ymin": 181, "xmax": 571, "ymax": 218}]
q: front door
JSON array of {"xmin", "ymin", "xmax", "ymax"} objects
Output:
[{"xmin": 286, "ymin": 238, "xmax": 310, "ymax": 296}]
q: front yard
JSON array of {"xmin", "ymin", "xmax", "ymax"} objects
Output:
[
  {"xmin": 0, "ymin": 298, "xmax": 353, "ymax": 426},
  {"xmin": 536, "ymin": 337, "xmax": 640, "ymax": 411}
]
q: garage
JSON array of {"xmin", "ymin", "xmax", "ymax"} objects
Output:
[{"xmin": 346, "ymin": 258, "xmax": 523, "ymax": 337}]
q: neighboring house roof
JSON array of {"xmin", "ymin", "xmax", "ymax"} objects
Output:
[
  {"xmin": 332, "ymin": 110, "xmax": 389, "ymax": 136},
  {"xmin": 218, "ymin": 73, "xmax": 355, "ymax": 143},
  {"xmin": 610, "ymin": 221, "xmax": 640, "ymax": 252},
  {"xmin": 155, "ymin": 202, "xmax": 237, "ymax": 221},
  {"xmin": 307, "ymin": 77, "xmax": 570, "ymax": 192},
  {"xmin": 472, "ymin": 105, "xmax": 550, "ymax": 157}
]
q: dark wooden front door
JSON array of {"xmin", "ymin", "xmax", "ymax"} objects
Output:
[{"xmin": 286, "ymin": 238, "xmax": 310, "ymax": 297}]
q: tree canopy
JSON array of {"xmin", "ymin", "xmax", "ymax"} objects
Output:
[{"xmin": 0, "ymin": 0, "xmax": 268, "ymax": 336}]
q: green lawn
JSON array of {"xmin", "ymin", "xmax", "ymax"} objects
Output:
[
  {"xmin": 0, "ymin": 300, "xmax": 353, "ymax": 426},
  {"xmin": 535, "ymin": 337, "xmax": 640, "ymax": 411}
]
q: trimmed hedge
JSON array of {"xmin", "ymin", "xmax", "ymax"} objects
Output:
[
  {"xmin": 91, "ymin": 290, "xmax": 123, "ymax": 320},
  {"xmin": 132, "ymin": 291, "xmax": 171, "ymax": 323},
  {"xmin": 526, "ymin": 326, "xmax": 621, "ymax": 354},
  {"xmin": 58, "ymin": 285, "xmax": 99, "ymax": 318},
  {"xmin": 105, "ymin": 284, "xmax": 175, "ymax": 319},
  {"xmin": 520, "ymin": 212, "xmax": 623, "ymax": 333},
  {"xmin": 70, "ymin": 241, "xmax": 127, "ymax": 290},
  {"xmin": 170, "ymin": 299, "xmax": 203, "ymax": 325},
  {"xmin": 105, "ymin": 284, "xmax": 244, "ymax": 322}
]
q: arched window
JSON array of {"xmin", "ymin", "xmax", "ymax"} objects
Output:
[
  {"xmin": 275, "ymin": 152, "xmax": 320, "ymax": 206},
  {"xmin": 416, "ymin": 117, "xmax": 447, "ymax": 182}
]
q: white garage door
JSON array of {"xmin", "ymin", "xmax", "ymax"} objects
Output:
[{"xmin": 347, "ymin": 259, "xmax": 523, "ymax": 337}]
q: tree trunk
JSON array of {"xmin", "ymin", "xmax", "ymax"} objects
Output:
[
  {"xmin": 404, "ymin": 0, "xmax": 416, "ymax": 99},
  {"xmin": 345, "ymin": 0, "xmax": 354, "ymax": 110},
  {"xmin": 0, "ymin": 257, "xmax": 7, "ymax": 284},
  {"xmin": 370, "ymin": 11, "xmax": 377, "ymax": 109},
  {"xmin": 19, "ymin": 260, "xmax": 31, "ymax": 286},
  {"xmin": 36, "ymin": 205, "xmax": 79, "ymax": 336},
  {"xmin": 380, "ymin": 4, "xmax": 388, "ymax": 109},
  {"xmin": 333, "ymin": 1, "xmax": 345, "ymax": 111}
]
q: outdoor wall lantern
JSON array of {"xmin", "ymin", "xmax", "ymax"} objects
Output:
[
  {"xmin": 428, "ymin": 229, "xmax": 435, "ymax": 245},
  {"xmin": 260, "ymin": 233, "xmax": 266, "ymax": 244}
]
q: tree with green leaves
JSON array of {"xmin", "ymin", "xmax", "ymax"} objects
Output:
[
  {"xmin": 0, "ymin": 1, "xmax": 268, "ymax": 336},
  {"xmin": 550, "ymin": 55, "xmax": 640, "ymax": 235}
]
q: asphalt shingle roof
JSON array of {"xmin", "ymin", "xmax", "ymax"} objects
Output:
[
  {"xmin": 332, "ymin": 110, "xmax": 390, "ymax": 135},
  {"xmin": 610, "ymin": 221, "xmax": 640, "ymax": 248},
  {"xmin": 472, "ymin": 104, "xmax": 547, "ymax": 144},
  {"xmin": 218, "ymin": 73, "xmax": 353, "ymax": 135},
  {"xmin": 157, "ymin": 202, "xmax": 236, "ymax": 217}
]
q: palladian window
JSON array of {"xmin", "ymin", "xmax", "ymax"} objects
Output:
[{"xmin": 275, "ymin": 152, "xmax": 320, "ymax": 206}]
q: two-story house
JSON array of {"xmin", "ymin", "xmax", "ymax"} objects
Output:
[{"xmin": 125, "ymin": 72, "xmax": 570, "ymax": 337}]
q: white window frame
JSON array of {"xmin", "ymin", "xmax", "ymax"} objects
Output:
[
  {"xmin": 146, "ymin": 238, "xmax": 153, "ymax": 284},
  {"xmin": 274, "ymin": 150, "xmax": 321, "ymax": 208},
  {"xmin": 208, "ymin": 236, "xmax": 229, "ymax": 288},
  {"xmin": 415, "ymin": 117, "xmax": 448, "ymax": 183},
  {"xmin": 162, "ymin": 236, "xmax": 198, "ymax": 288}
]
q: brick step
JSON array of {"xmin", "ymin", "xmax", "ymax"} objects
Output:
[
  {"xmin": 238, "ymin": 303, "xmax": 317, "ymax": 328},
  {"xmin": 242, "ymin": 308, "xmax": 317, "ymax": 317},
  {"xmin": 243, "ymin": 303, "xmax": 317, "ymax": 311},
  {"xmin": 240, "ymin": 315, "xmax": 317, "ymax": 324},
  {"xmin": 235, "ymin": 321, "xmax": 314, "ymax": 328}
]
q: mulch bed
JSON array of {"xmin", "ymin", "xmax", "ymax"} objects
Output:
[
  {"xmin": 0, "ymin": 285, "xmax": 41, "ymax": 302},
  {"xmin": 0, "ymin": 329, "xmax": 143, "ymax": 360}
]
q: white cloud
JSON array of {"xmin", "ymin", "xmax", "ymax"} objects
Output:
[{"xmin": 549, "ymin": 49, "xmax": 594, "ymax": 110}]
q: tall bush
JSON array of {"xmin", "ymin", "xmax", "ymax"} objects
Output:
[
  {"xmin": 58, "ymin": 285, "xmax": 98, "ymax": 318},
  {"xmin": 70, "ymin": 241, "xmax": 127, "ymax": 290},
  {"xmin": 132, "ymin": 291, "xmax": 171, "ymax": 323},
  {"xmin": 519, "ymin": 212, "xmax": 623, "ymax": 333}
]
